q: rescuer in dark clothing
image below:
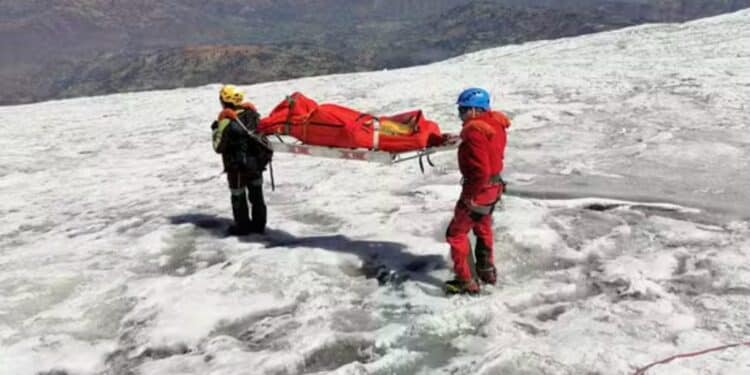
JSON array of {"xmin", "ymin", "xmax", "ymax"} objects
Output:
[{"xmin": 211, "ymin": 85, "xmax": 272, "ymax": 235}]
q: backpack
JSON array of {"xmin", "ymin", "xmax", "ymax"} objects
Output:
[{"xmin": 238, "ymin": 109, "xmax": 274, "ymax": 171}]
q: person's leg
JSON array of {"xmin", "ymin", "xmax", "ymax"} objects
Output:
[
  {"xmin": 247, "ymin": 173, "xmax": 266, "ymax": 233},
  {"xmin": 473, "ymin": 213, "xmax": 496, "ymax": 285},
  {"xmin": 445, "ymin": 202, "xmax": 480, "ymax": 294},
  {"xmin": 227, "ymin": 170, "xmax": 251, "ymax": 235}
]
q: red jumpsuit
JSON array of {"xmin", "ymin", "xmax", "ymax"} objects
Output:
[{"xmin": 447, "ymin": 111, "xmax": 510, "ymax": 281}]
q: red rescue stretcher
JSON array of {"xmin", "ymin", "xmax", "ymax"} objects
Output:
[{"xmin": 257, "ymin": 92, "xmax": 459, "ymax": 167}]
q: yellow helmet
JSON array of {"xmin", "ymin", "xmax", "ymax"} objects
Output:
[{"xmin": 219, "ymin": 84, "xmax": 244, "ymax": 106}]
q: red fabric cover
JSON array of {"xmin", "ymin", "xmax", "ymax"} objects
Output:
[
  {"xmin": 257, "ymin": 92, "xmax": 443, "ymax": 152},
  {"xmin": 458, "ymin": 111, "xmax": 511, "ymax": 205}
]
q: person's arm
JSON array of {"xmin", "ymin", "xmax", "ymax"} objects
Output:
[
  {"xmin": 459, "ymin": 126, "xmax": 491, "ymax": 203},
  {"xmin": 212, "ymin": 118, "xmax": 232, "ymax": 153}
]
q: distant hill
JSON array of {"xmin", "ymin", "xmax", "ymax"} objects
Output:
[
  {"xmin": 2, "ymin": 43, "xmax": 354, "ymax": 104},
  {"xmin": 0, "ymin": 0, "xmax": 748, "ymax": 105},
  {"xmin": 364, "ymin": 1, "xmax": 640, "ymax": 68}
]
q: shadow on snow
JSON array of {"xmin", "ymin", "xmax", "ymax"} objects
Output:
[{"xmin": 168, "ymin": 213, "xmax": 446, "ymax": 288}]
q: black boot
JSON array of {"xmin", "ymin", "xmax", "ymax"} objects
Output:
[
  {"xmin": 475, "ymin": 238, "xmax": 497, "ymax": 285},
  {"xmin": 477, "ymin": 266, "xmax": 497, "ymax": 285},
  {"xmin": 247, "ymin": 183, "xmax": 266, "ymax": 234},
  {"xmin": 445, "ymin": 278, "xmax": 480, "ymax": 295}
]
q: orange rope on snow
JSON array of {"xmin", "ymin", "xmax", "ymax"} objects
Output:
[{"xmin": 634, "ymin": 341, "xmax": 750, "ymax": 374}]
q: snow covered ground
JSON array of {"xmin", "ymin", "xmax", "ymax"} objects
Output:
[{"xmin": 1, "ymin": 9, "xmax": 749, "ymax": 375}]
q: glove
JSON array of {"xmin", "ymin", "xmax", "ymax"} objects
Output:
[{"xmin": 464, "ymin": 198, "xmax": 493, "ymax": 221}]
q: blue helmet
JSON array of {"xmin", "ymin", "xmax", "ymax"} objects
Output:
[{"xmin": 457, "ymin": 88, "xmax": 491, "ymax": 111}]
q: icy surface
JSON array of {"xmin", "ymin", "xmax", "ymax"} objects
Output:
[{"xmin": 1, "ymin": 9, "xmax": 749, "ymax": 375}]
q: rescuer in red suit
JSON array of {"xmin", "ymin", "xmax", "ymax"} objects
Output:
[{"xmin": 445, "ymin": 88, "xmax": 511, "ymax": 295}]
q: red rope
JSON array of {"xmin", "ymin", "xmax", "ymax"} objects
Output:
[{"xmin": 634, "ymin": 341, "xmax": 750, "ymax": 374}]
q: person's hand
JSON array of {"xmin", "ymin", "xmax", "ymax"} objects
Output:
[
  {"xmin": 442, "ymin": 133, "xmax": 461, "ymax": 146},
  {"xmin": 464, "ymin": 198, "xmax": 491, "ymax": 221},
  {"xmin": 463, "ymin": 198, "xmax": 479, "ymax": 210}
]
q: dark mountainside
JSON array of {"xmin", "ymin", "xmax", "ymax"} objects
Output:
[{"xmin": 0, "ymin": 0, "xmax": 748, "ymax": 105}]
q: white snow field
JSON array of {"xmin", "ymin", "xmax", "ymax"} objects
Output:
[{"xmin": 1, "ymin": 9, "xmax": 749, "ymax": 375}]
